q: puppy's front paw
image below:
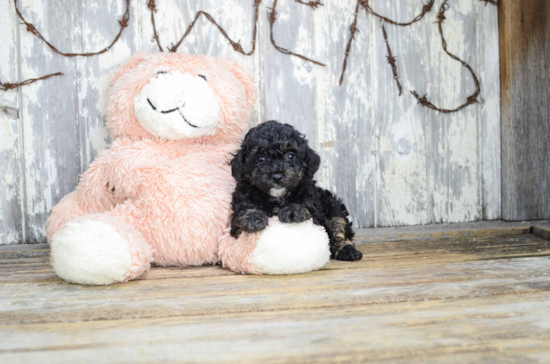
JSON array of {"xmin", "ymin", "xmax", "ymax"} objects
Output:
[
  {"xmin": 335, "ymin": 244, "xmax": 363, "ymax": 261},
  {"xmin": 240, "ymin": 210, "xmax": 269, "ymax": 233},
  {"xmin": 278, "ymin": 203, "xmax": 311, "ymax": 223}
]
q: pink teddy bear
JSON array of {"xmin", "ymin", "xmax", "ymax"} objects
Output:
[{"xmin": 47, "ymin": 53, "xmax": 329, "ymax": 285}]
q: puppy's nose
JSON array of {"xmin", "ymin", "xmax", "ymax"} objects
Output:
[{"xmin": 272, "ymin": 173, "xmax": 283, "ymax": 182}]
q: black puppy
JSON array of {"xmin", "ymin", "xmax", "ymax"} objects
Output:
[{"xmin": 230, "ymin": 120, "xmax": 363, "ymax": 261}]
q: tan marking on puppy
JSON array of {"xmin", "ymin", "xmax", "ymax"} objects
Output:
[
  {"xmin": 328, "ymin": 216, "xmax": 354, "ymax": 258},
  {"xmin": 281, "ymin": 141, "xmax": 293, "ymax": 151}
]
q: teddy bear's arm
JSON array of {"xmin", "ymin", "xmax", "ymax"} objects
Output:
[{"xmin": 46, "ymin": 149, "xmax": 116, "ymax": 241}]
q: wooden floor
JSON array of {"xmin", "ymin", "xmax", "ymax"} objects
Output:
[{"xmin": 2, "ymin": 221, "xmax": 550, "ymax": 363}]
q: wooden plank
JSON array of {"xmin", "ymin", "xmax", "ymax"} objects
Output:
[
  {"xmin": 1, "ymin": 292, "xmax": 550, "ymax": 363},
  {"xmin": 500, "ymin": 0, "xmax": 550, "ymax": 221},
  {"xmin": 534, "ymin": 222, "xmax": 550, "ymax": 241},
  {"xmin": 0, "ymin": 249, "xmax": 48, "ymax": 259},
  {"xmin": 3, "ymin": 256, "xmax": 550, "ymax": 325},
  {"xmin": 0, "ymin": 243, "xmax": 48, "ymax": 252},
  {"xmin": 313, "ymin": 0, "xmax": 376, "ymax": 228},
  {"xmin": 17, "ymin": 0, "xmax": 139, "ymax": 243},
  {"xmin": 427, "ymin": 1, "xmax": 481, "ymax": 224},
  {"xmin": 0, "ymin": 219, "xmax": 538, "ymax": 252},
  {"xmin": 2, "ymin": 234, "xmax": 550, "ymax": 285},
  {"xmin": 1, "ymin": 233, "xmax": 549, "ymax": 362},
  {"xmin": 0, "ymin": 220, "xmax": 538, "ymax": 252},
  {"xmin": 370, "ymin": 2, "xmax": 433, "ymax": 227},
  {"xmin": 0, "ymin": 220, "xmax": 539, "ymax": 284},
  {"xmin": 72, "ymin": 0, "xmax": 140, "ymax": 172},
  {"xmin": 1, "ymin": 233, "xmax": 547, "ymax": 267},
  {"xmin": 368, "ymin": 1, "xmax": 498, "ymax": 226},
  {"xmin": 354, "ymin": 220, "xmax": 535, "ymax": 243},
  {"xmin": 1, "ymin": 235, "xmax": 550, "ymax": 325},
  {"xmin": 0, "ymin": 0, "xmax": 24, "ymax": 244},
  {"xmin": 18, "ymin": 0, "xmax": 84, "ymax": 243},
  {"xmin": 260, "ymin": 0, "xmax": 318, "ymax": 142},
  {"xmin": 477, "ymin": 1, "xmax": 501, "ymax": 220}
]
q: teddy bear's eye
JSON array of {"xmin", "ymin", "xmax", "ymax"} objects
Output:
[
  {"xmin": 157, "ymin": 71, "xmax": 167, "ymax": 75},
  {"xmin": 198, "ymin": 75, "xmax": 207, "ymax": 81},
  {"xmin": 257, "ymin": 155, "xmax": 266, "ymax": 163}
]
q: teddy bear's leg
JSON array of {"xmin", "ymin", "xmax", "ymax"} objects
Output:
[
  {"xmin": 50, "ymin": 208, "xmax": 153, "ymax": 285},
  {"xmin": 219, "ymin": 218, "xmax": 331, "ymax": 275}
]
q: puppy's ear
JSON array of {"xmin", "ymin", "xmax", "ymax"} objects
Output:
[
  {"xmin": 231, "ymin": 142, "xmax": 247, "ymax": 182},
  {"xmin": 305, "ymin": 146, "xmax": 321, "ymax": 178}
]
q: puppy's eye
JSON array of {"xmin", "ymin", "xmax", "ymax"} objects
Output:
[
  {"xmin": 198, "ymin": 75, "xmax": 207, "ymax": 81},
  {"xmin": 257, "ymin": 156, "xmax": 266, "ymax": 163},
  {"xmin": 286, "ymin": 153, "xmax": 295, "ymax": 160}
]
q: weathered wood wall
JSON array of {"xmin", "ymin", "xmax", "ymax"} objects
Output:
[
  {"xmin": 0, "ymin": 0, "xmax": 501, "ymax": 244},
  {"xmin": 500, "ymin": 0, "xmax": 550, "ymax": 221}
]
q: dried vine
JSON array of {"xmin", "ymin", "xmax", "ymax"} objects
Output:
[
  {"xmin": 0, "ymin": 72, "xmax": 63, "ymax": 91},
  {"xmin": 339, "ymin": 0, "xmax": 488, "ymax": 114},
  {"xmin": 411, "ymin": 0, "xmax": 481, "ymax": 113},
  {"xmin": 381, "ymin": 23, "xmax": 402, "ymax": 96},
  {"xmin": 4, "ymin": 0, "xmax": 495, "ymax": 114},
  {"xmin": 363, "ymin": 0, "xmax": 435, "ymax": 26},
  {"xmin": 148, "ymin": 0, "xmax": 163, "ymax": 52},
  {"xmin": 13, "ymin": 0, "xmax": 131, "ymax": 57},
  {"xmin": 295, "ymin": 0, "xmax": 323, "ymax": 9},
  {"xmin": 339, "ymin": 0, "xmax": 362, "ymax": 85},
  {"xmin": 363, "ymin": 0, "xmax": 435, "ymax": 96},
  {"xmin": 268, "ymin": 0, "xmax": 326, "ymax": 66},
  {"xmin": 339, "ymin": 0, "xmax": 434, "ymax": 86},
  {"xmin": 168, "ymin": 0, "xmax": 261, "ymax": 54},
  {"xmin": 148, "ymin": 0, "xmax": 324, "ymax": 66},
  {"xmin": 148, "ymin": 0, "xmax": 262, "ymax": 54}
]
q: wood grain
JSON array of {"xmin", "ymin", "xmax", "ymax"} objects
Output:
[
  {"xmin": 477, "ymin": 0, "xmax": 501, "ymax": 221},
  {"xmin": 2, "ymin": 256, "xmax": 550, "ymax": 325},
  {"xmin": 1, "ymin": 234, "xmax": 550, "ymax": 325},
  {"xmin": 0, "ymin": 0, "xmax": 24, "ymax": 244},
  {"xmin": 500, "ymin": 0, "xmax": 550, "ymax": 221},
  {"xmin": 371, "ymin": 2, "xmax": 432, "ymax": 227},
  {"xmin": 534, "ymin": 222, "xmax": 550, "ymax": 241},
  {"xmin": 1, "ymin": 234, "xmax": 550, "ymax": 362},
  {"xmin": 427, "ymin": 1, "xmax": 481, "ymax": 224},
  {"xmin": 2, "ymin": 293, "xmax": 550, "ymax": 363},
  {"xmin": 2, "ymin": 233, "xmax": 549, "ymax": 283},
  {"xmin": 16, "ymin": 0, "xmax": 139, "ymax": 243},
  {"xmin": 355, "ymin": 220, "xmax": 534, "ymax": 243},
  {"xmin": 313, "ymin": 0, "xmax": 376, "ymax": 228},
  {"xmin": 260, "ymin": 0, "xmax": 319, "ymax": 143}
]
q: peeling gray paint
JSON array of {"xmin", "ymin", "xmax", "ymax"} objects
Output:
[{"xmin": 0, "ymin": 0, "xmax": 500, "ymax": 244}]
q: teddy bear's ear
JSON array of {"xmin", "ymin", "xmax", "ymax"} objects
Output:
[
  {"xmin": 110, "ymin": 53, "xmax": 153, "ymax": 87},
  {"xmin": 217, "ymin": 57, "xmax": 257, "ymax": 112}
]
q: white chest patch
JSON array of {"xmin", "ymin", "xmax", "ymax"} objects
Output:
[
  {"xmin": 269, "ymin": 187, "xmax": 287, "ymax": 197},
  {"xmin": 134, "ymin": 71, "xmax": 220, "ymax": 140}
]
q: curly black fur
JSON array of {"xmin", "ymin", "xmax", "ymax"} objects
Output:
[{"xmin": 230, "ymin": 120, "xmax": 362, "ymax": 261}]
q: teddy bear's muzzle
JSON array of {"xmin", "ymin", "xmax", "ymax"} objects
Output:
[
  {"xmin": 146, "ymin": 98, "xmax": 198, "ymax": 128},
  {"xmin": 133, "ymin": 71, "xmax": 220, "ymax": 140}
]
